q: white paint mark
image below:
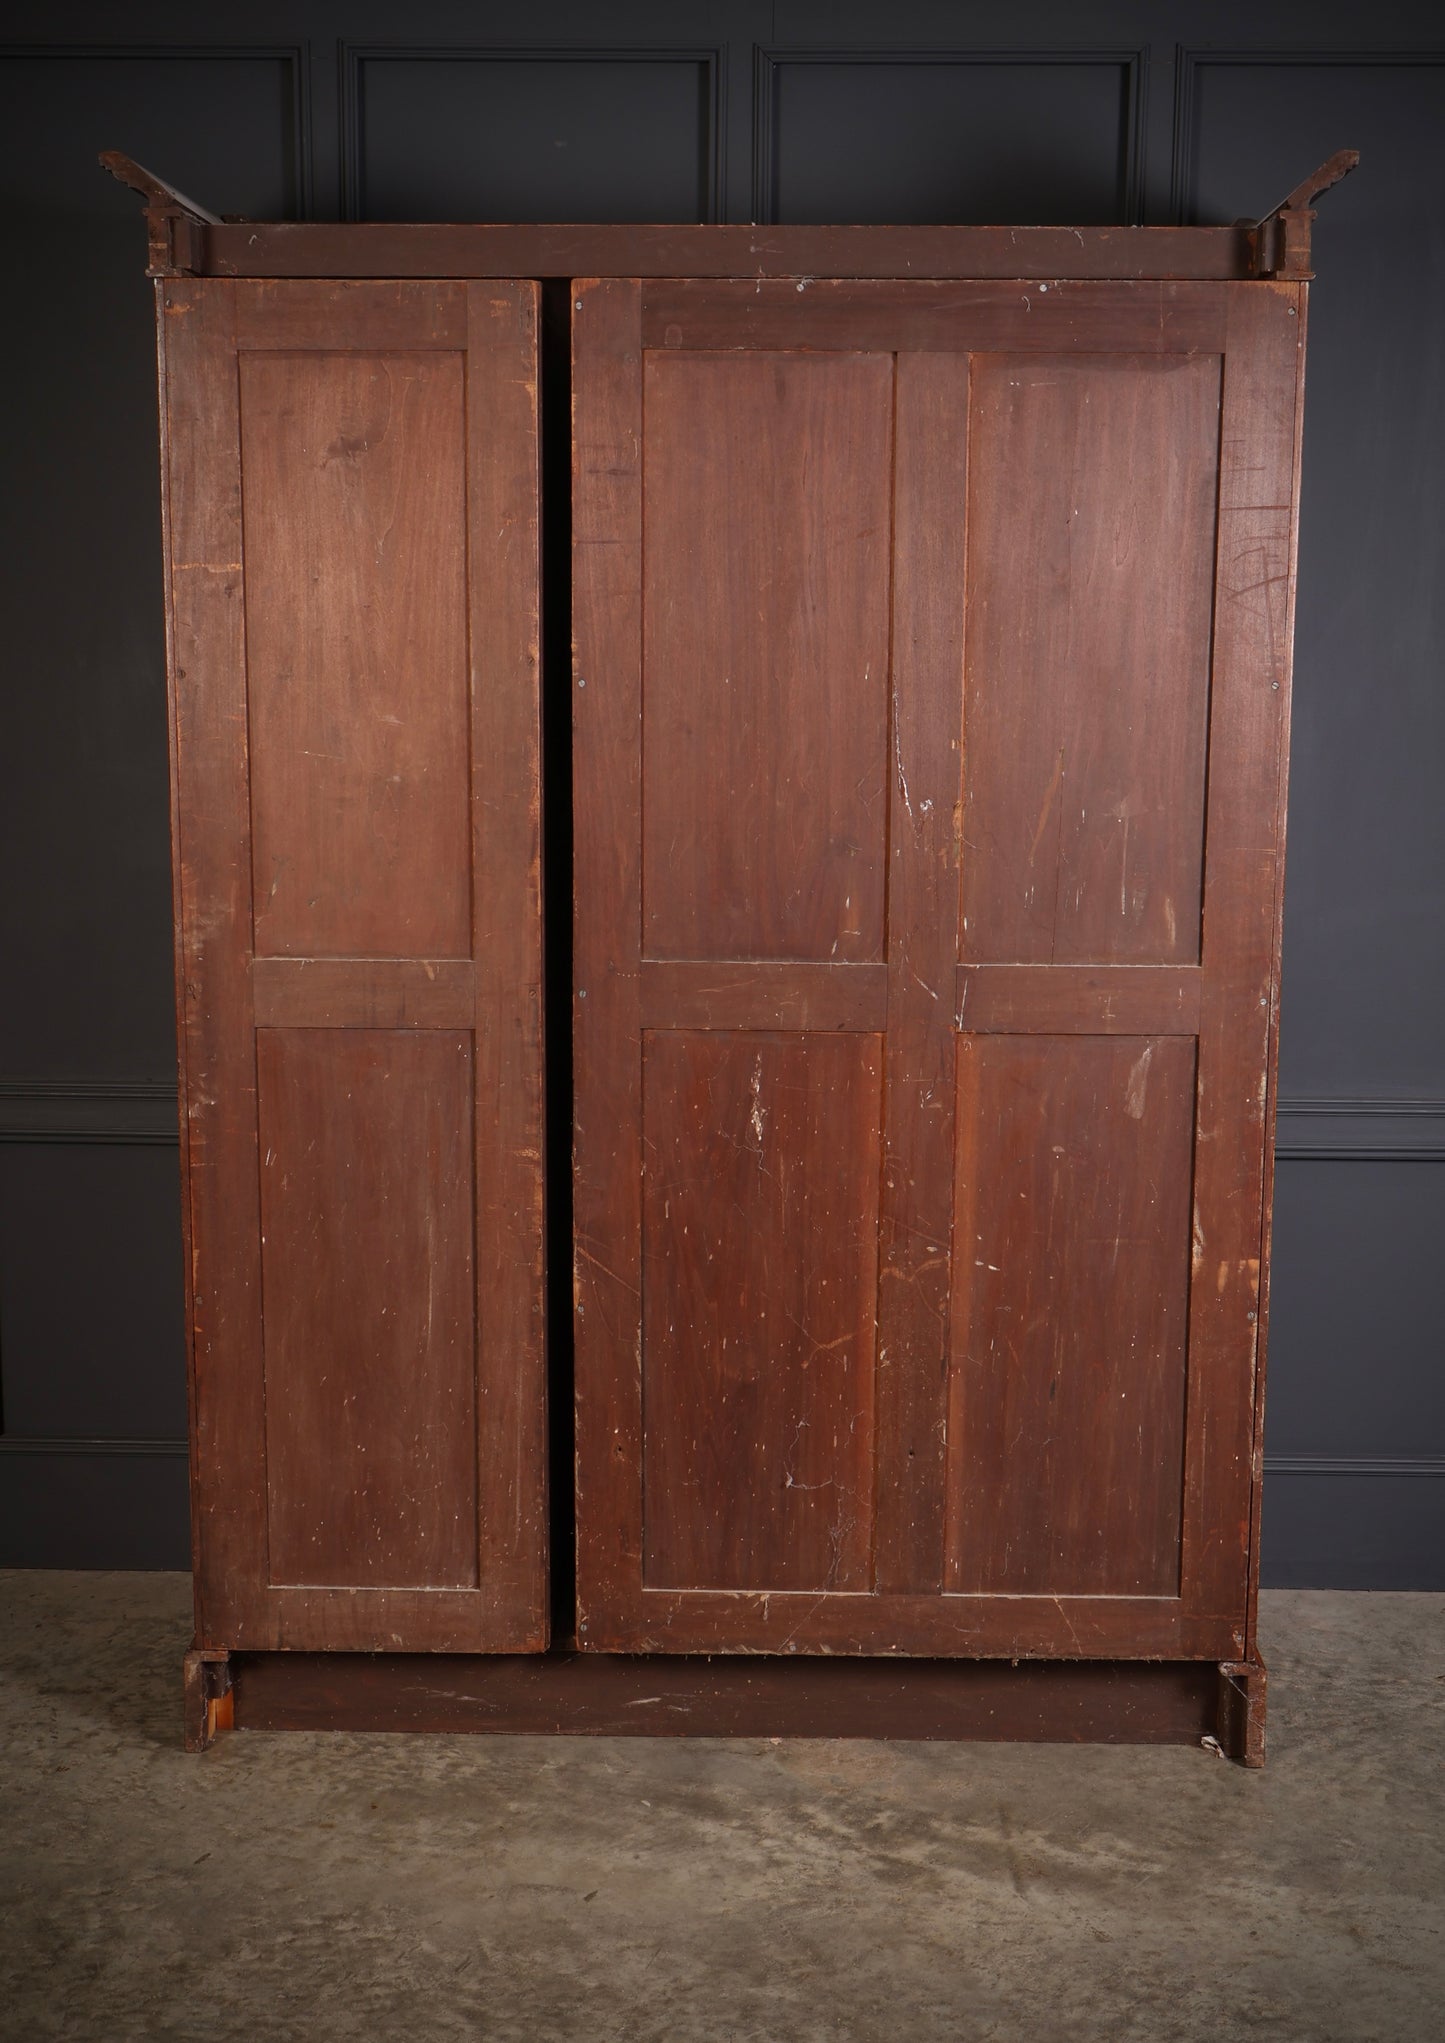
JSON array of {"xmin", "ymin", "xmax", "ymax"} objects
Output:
[
  {"xmin": 749, "ymin": 1055, "xmax": 767, "ymax": 1148},
  {"xmin": 1125, "ymin": 1043, "xmax": 1153, "ymax": 1119},
  {"xmin": 893, "ymin": 711, "xmax": 914, "ymax": 820}
]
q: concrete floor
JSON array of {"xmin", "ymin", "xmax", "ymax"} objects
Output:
[{"xmin": 0, "ymin": 1576, "xmax": 1441, "ymax": 2043}]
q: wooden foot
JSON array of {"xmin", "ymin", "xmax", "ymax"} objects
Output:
[
  {"xmin": 1215, "ymin": 1651, "xmax": 1267, "ymax": 1768},
  {"xmin": 183, "ymin": 1646, "xmax": 234, "ymax": 1753}
]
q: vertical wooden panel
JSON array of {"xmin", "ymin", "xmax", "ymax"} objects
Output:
[
  {"xmin": 572, "ymin": 279, "xmax": 646, "ymax": 1650},
  {"xmin": 258, "ymin": 1029, "xmax": 478, "ymax": 1590},
  {"xmin": 1181, "ymin": 282, "xmax": 1305, "ymax": 1638},
  {"xmin": 962, "ymin": 353, "xmax": 1220, "ymax": 965},
  {"xmin": 573, "ymin": 278, "xmax": 1292, "ymax": 1664},
  {"xmin": 945, "ymin": 1035, "xmax": 1195, "ymax": 1596},
  {"xmin": 640, "ymin": 350, "xmax": 892, "ymax": 963},
  {"xmin": 241, "ymin": 349, "xmax": 471, "ymax": 960},
  {"xmin": 466, "ymin": 283, "xmax": 548, "ymax": 1634},
  {"xmin": 160, "ymin": 277, "xmax": 267, "ymax": 1643},
  {"xmin": 641, "ymin": 1031, "xmax": 882, "ymax": 1592},
  {"xmin": 872, "ymin": 354, "xmax": 967, "ymax": 1595},
  {"xmin": 163, "ymin": 278, "xmax": 546, "ymax": 1652}
]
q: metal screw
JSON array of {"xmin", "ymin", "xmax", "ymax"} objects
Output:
[
  {"xmin": 578, "ymin": 989, "xmax": 587, "ymax": 1000},
  {"xmin": 577, "ymin": 676, "xmax": 586, "ymax": 688},
  {"xmin": 575, "ymin": 299, "xmax": 583, "ymax": 311},
  {"xmin": 1271, "ymin": 681, "xmax": 1280, "ymax": 691},
  {"xmin": 1247, "ymin": 1310, "xmax": 1257, "ymax": 1323}
]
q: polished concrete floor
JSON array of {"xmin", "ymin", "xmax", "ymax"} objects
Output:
[{"xmin": 0, "ymin": 1574, "xmax": 1441, "ymax": 2042}]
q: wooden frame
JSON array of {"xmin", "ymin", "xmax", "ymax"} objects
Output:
[{"xmin": 569, "ymin": 275, "xmax": 1300, "ymax": 1669}]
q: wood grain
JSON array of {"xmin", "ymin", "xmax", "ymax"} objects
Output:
[
  {"xmin": 639, "ymin": 961, "xmax": 887, "ymax": 1033},
  {"xmin": 640, "ymin": 1030, "xmax": 882, "ymax": 1592},
  {"xmin": 954, "ymin": 965, "xmax": 1201, "ymax": 1034},
  {"xmin": 571, "ymin": 279, "xmax": 647, "ymax": 1651},
  {"xmin": 251, "ymin": 958, "xmax": 475, "ymax": 1029},
  {"xmin": 241, "ymin": 346, "xmax": 472, "ymax": 961},
  {"xmin": 232, "ymin": 279, "xmax": 466, "ymax": 349},
  {"xmin": 1180, "ymin": 281, "xmax": 1305, "ymax": 1639},
  {"xmin": 872, "ymin": 353, "xmax": 967, "ymax": 1596},
  {"xmin": 203, "ymin": 221, "xmax": 1259, "ymax": 284},
  {"xmin": 162, "ymin": 278, "xmax": 266, "ymax": 1646},
  {"xmin": 640, "ymin": 349, "xmax": 892, "ymax": 963},
  {"xmin": 258, "ymin": 1028, "xmax": 478, "ymax": 1590},
  {"xmin": 961, "ymin": 352, "xmax": 1220, "ymax": 966},
  {"xmin": 642, "ymin": 281, "xmax": 1227, "ymax": 356},
  {"xmin": 945, "ymin": 1034, "xmax": 1196, "ymax": 1597},
  {"xmin": 466, "ymin": 283, "xmax": 548, "ymax": 1641}
]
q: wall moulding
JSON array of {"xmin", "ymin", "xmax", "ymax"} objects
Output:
[
  {"xmin": 339, "ymin": 42, "xmax": 726, "ymax": 223},
  {"xmin": 750, "ymin": 45, "xmax": 1148, "ymax": 225}
]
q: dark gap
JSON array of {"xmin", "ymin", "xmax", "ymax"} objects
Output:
[{"xmin": 539, "ymin": 278, "xmax": 577, "ymax": 1649}]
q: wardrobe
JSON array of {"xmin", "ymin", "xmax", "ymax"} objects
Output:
[{"xmin": 104, "ymin": 148, "xmax": 1356, "ymax": 1763}]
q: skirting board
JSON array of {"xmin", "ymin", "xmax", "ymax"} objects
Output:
[{"xmin": 185, "ymin": 1647, "xmax": 1267, "ymax": 1767}]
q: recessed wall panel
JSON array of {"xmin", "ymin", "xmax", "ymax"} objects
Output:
[
  {"xmin": 641, "ymin": 1030, "xmax": 883, "ymax": 1591},
  {"xmin": 961, "ymin": 352, "xmax": 1220, "ymax": 965},
  {"xmin": 241, "ymin": 349, "xmax": 471, "ymax": 960},
  {"xmin": 356, "ymin": 53, "xmax": 713, "ymax": 222},
  {"xmin": 258, "ymin": 1028, "xmax": 478, "ymax": 1590},
  {"xmin": 767, "ymin": 57, "xmax": 1133, "ymax": 225},
  {"xmin": 945, "ymin": 1033, "xmax": 1195, "ymax": 1596},
  {"xmin": 641, "ymin": 350, "xmax": 892, "ymax": 962}
]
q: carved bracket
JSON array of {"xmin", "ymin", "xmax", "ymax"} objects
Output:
[
  {"xmin": 100, "ymin": 150, "xmax": 222, "ymax": 278},
  {"xmin": 1252, "ymin": 149, "xmax": 1361, "ymax": 281}
]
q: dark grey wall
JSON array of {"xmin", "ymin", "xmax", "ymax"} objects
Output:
[{"xmin": 2, "ymin": 2, "xmax": 1441, "ymax": 1585}]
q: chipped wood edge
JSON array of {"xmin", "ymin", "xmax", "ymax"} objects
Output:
[
  {"xmin": 182, "ymin": 1647, "xmax": 234, "ymax": 1753},
  {"xmin": 1216, "ymin": 1652, "xmax": 1268, "ymax": 1768}
]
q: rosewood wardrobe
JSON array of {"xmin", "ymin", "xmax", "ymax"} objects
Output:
[{"xmin": 106, "ymin": 149, "xmax": 1356, "ymax": 1763}]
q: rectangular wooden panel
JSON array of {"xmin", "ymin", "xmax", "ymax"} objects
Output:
[
  {"xmin": 945, "ymin": 1035, "xmax": 1196, "ymax": 1596},
  {"xmin": 233, "ymin": 279, "xmax": 467, "ymax": 350},
  {"xmin": 162, "ymin": 277, "xmax": 547, "ymax": 1653},
  {"xmin": 640, "ymin": 1031, "xmax": 883, "ymax": 1592},
  {"xmin": 258, "ymin": 1029, "xmax": 478, "ymax": 1590},
  {"xmin": 229, "ymin": 1650, "xmax": 1227, "ymax": 1749},
  {"xmin": 961, "ymin": 353, "xmax": 1220, "ymax": 965},
  {"xmin": 640, "ymin": 350, "xmax": 891, "ymax": 962},
  {"xmin": 251, "ymin": 957, "xmax": 475, "ymax": 1029},
  {"xmin": 954, "ymin": 964, "xmax": 1201, "ymax": 1035},
  {"xmin": 205, "ymin": 221, "xmax": 1260, "ymax": 284},
  {"xmin": 574, "ymin": 275, "xmax": 1301, "ymax": 1669},
  {"xmin": 642, "ymin": 280, "xmax": 1228, "ymax": 355},
  {"xmin": 241, "ymin": 348, "xmax": 472, "ymax": 960},
  {"xmin": 638, "ymin": 961, "xmax": 887, "ymax": 1033}
]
